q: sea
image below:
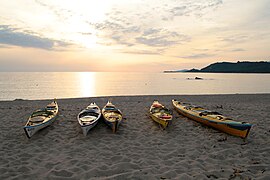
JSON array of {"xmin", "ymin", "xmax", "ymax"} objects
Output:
[{"xmin": 0, "ymin": 72, "xmax": 269, "ymax": 100}]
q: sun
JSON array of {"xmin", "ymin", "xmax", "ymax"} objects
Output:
[{"xmin": 54, "ymin": 1, "xmax": 113, "ymax": 48}]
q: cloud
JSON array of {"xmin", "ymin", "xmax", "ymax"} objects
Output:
[
  {"xmin": 0, "ymin": 44, "xmax": 11, "ymax": 48},
  {"xmin": 169, "ymin": 6, "xmax": 187, "ymax": 17},
  {"xmin": 220, "ymin": 35, "xmax": 249, "ymax": 44},
  {"xmin": 80, "ymin": 32, "xmax": 92, "ymax": 36},
  {"xmin": 122, "ymin": 49, "xmax": 162, "ymax": 55},
  {"xmin": 179, "ymin": 53, "xmax": 215, "ymax": 59},
  {"xmin": 21, "ymin": 0, "xmax": 220, "ymax": 52},
  {"xmin": 92, "ymin": 18, "xmax": 190, "ymax": 49},
  {"xmin": 88, "ymin": 3, "xmax": 192, "ymax": 50},
  {"xmin": 136, "ymin": 28, "xmax": 190, "ymax": 47},
  {"xmin": 34, "ymin": 0, "xmax": 72, "ymax": 22},
  {"xmin": 161, "ymin": 0, "xmax": 223, "ymax": 20},
  {"xmin": 231, "ymin": 48, "xmax": 245, "ymax": 52},
  {"xmin": 90, "ymin": 20, "xmax": 131, "ymax": 46},
  {"xmin": 0, "ymin": 25, "xmax": 71, "ymax": 50},
  {"xmin": 91, "ymin": 20, "xmax": 141, "ymax": 46},
  {"xmin": 194, "ymin": 48, "xmax": 209, "ymax": 52}
]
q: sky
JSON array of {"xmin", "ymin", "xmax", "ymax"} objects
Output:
[{"xmin": 0, "ymin": 0, "xmax": 269, "ymax": 72}]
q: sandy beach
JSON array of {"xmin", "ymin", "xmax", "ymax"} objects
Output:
[{"xmin": 0, "ymin": 94, "xmax": 269, "ymax": 179}]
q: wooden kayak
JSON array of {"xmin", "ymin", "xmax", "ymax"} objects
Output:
[
  {"xmin": 102, "ymin": 101, "xmax": 123, "ymax": 133},
  {"xmin": 149, "ymin": 100, "xmax": 172, "ymax": 129},
  {"xmin": 172, "ymin": 99, "xmax": 252, "ymax": 138},
  {"xmin": 24, "ymin": 100, "xmax": 58, "ymax": 138},
  {"xmin": 77, "ymin": 102, "xmax": 101, "ymax": 136}
]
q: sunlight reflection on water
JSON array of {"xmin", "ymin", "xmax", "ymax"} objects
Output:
[{"xmin": 79, "ymin": 72, "xmax": 95, "ymax": 97}]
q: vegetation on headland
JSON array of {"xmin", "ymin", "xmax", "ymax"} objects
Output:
[{"xmin": 164, "ymin": 61, "xmax": 270, "ymax": 73}]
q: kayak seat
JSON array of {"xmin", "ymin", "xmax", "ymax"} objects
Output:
[
  {"xmin": 153, "ymin": 104, "xmax": 162, "ymax": 108},
  {"xmin": 79, "ymin": 112, "xmax": 99, "ymax": 119},
  {"xmin": 151, "ymin": 108, "xmax": 161, "ymax": 113},
  {"xmin": 30, "ymin": 116, "xmax": 46, "ymax": 123},
  {"xmin": 160, "ymin": 115, "xmax": 172, "ymax": 119},
  {"xmin": 199, "ymin": 111, "xmax": 222, "ymax": 116},
  {"xmin": 105, "ymin": 107, "xmax": 116, "ymax": 111}
]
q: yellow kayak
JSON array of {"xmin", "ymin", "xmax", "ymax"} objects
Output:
[
  {"xmin": 172, "ymin": 99, "xmax": 252, "ymax": 138},
  {"xmin": 149, "ymin": 101, "xmax": 172, "ymax": 129},
  {"xmin": 102, "ymin": 101, "xmax": 123, "ymax": 133}
]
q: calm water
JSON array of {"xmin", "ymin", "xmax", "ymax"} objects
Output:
[{"xmin": 0, "ymin": 72, "xmax": 269, "ymax": 100}]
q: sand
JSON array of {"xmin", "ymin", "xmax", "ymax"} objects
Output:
[{"xmin": 0, "ymin": 94, "xmax": 270, "ymax": 179}]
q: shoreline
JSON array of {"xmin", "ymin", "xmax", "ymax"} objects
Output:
[
  {"xmin": 1, "ymin": 94, "xmax": 269, "ymax": 179},
  {"xmin": 2, "ymin": 92, "xmax": 270, "ymax": 102}
]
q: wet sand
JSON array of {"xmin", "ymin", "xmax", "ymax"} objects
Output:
[{"xmin": 0, "ymin": 94, "xmax": 269, "ymax": 179}]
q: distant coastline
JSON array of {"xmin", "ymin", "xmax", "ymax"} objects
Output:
[{"xmin": 164, "ymin": 61, "xmax": 270, "ymax": 73}]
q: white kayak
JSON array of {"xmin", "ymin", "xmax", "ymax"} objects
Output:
[{"xmin": 77, "ymin": 102, "xmax": 101, "ymax": 136}]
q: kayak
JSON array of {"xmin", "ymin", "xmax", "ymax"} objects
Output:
[
  {"xmin": 102, "ymin": 101, "xmax": 123, "ymax": 133},
  {"xmin": 77, "ymin": 102, "xmax": 101, "ymax": 136},
  {"xmin": 24, "ymin": 100, "xmax": 58, "ymax": 138},
  {"xmin": 172, "ymin": 99, "xmax": 252, "ymax": 138},
  {"xmin": 149, "ymin": 100, "xmax": 172, "ymax": 129}
]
